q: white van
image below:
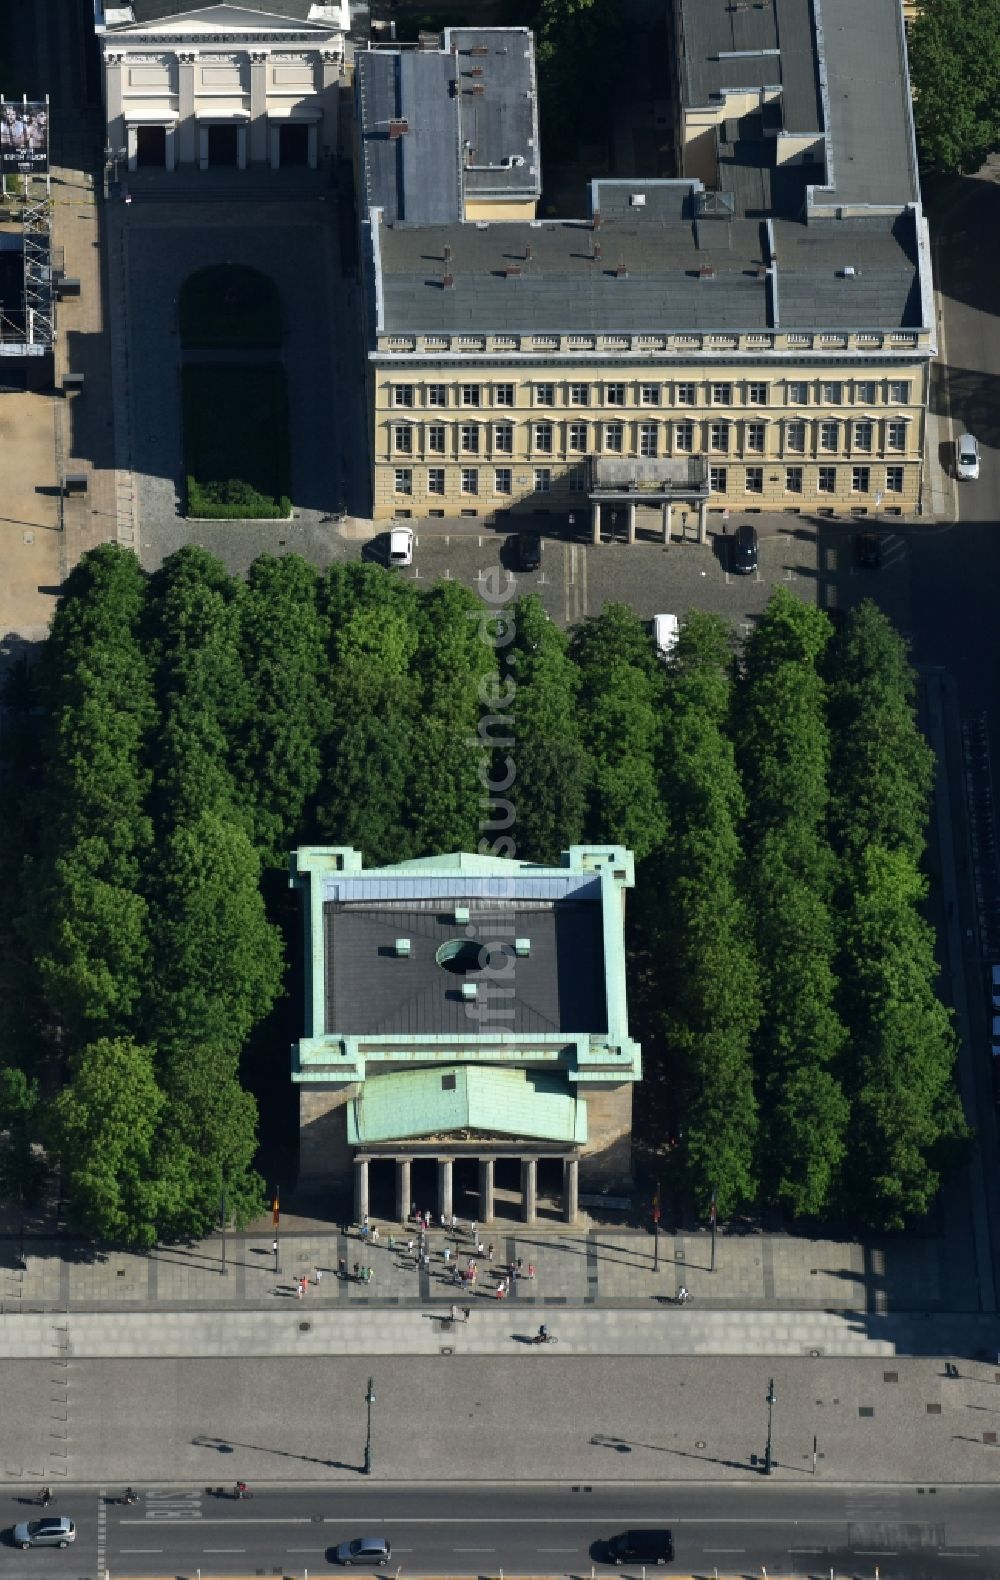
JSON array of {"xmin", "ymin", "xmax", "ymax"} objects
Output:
[
  {"xmin": 652, "ymin": 613, "xmax": 680, "ymax": 659},
  {"xmin": 388, "ymin": 526, "xmax": 413, "ymax": 567}
]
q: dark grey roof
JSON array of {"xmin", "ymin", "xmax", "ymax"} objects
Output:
[
  {"xmin": 356, "ymin": 31, "xmax": 539, "ymax": 224},
  {"xmin": 445, "ymin": 28, "xmax": 539, "ymax": 200},
  {"xmin": 357, "ymin": 49, "xmax": 462, "ymax": 224},
  {"xmin": 324, "ymin": 900, "xmax": 606, "ymax": 1036},
  {"xmin": 374, "ymin": 199, "xmax": 922, "ymax": 335},
  {"xmin": 123, "ymin": 1, "xmax": 322, "ymax": 21},
  {"xmin": 818, "ymin": 0, "xmax": 919, "ymax": 208},
  {"xmin": 676, "ymin": 0, "xmax": 822, "ymax": 134}
]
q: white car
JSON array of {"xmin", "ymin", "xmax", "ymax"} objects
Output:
[
  {"xmin": 388, "ymin": 526, "xmax": 413, "ymax": 567},
  {"xmin": 956, "ymin": 433, "xmax": 980, "ymax": 481},
  {"xmin": 652, "ymin": 613, "xmax": 680, "ymax": 659}
]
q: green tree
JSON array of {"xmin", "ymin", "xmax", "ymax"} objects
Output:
[
  {"xmin": 27, "ymin": 546, "xmax": 154, "ymax": 1040},
  {"xmin": 317, "ymin": 565, "xmax": 422, "ymax": 863},
  {"xmin": 646, "ymin": 611, "xmax": 761, "ymax": 1215},
  {"xmin": 145, "ymin": 809, "xmax": 283, "ymax": 1058},
  {"xmin": 0, "ymin": 1068, "xmax": 44, "ymax": 1204},
  {"xmin": 499, "ymin": 595, "xmax": 588, "ymax": 862},
  {"xmin": 572, "ymin": 604, "xmax": 667, "ymax": 861},
  {"xmin": 237, "ymin": 555, "xmax": 331, "ymax": 868},
  {"xmin": 408, "ymin": 581, "xmax": 498, "ymax": 856},
  {"xmin": 48, "ymin": 1037, "xmax": 165, "ymax": 1246},
  {"xmin": 145, "ymin": 546, "xmax": 249, "ymax": 828},
  {"xmin": 908, "ymin": 0, "xmax": 1000, "ymax": 173},
  {"xmin": 840, "ymin": 846, "xmax": 970, "ymax": 1226},
  {"xmin": 826, "ymin": 600, "xmax": 935, "ymax": 867},
  {"xmin": 735, "ymin": 591, "xmax": 848, "ymax": 1217}
]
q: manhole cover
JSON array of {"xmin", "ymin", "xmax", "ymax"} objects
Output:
[
  {"xmin": 859, "ymin": 1406, "xmax": 874, "ymax": 1417},
  {"xmin": 926, "ymin": 1403, "xmax": 941, "ymax": 1414},
  {"xmin": 883, "ymin": 1370, "xmax": 899, "ymax": 1383}
]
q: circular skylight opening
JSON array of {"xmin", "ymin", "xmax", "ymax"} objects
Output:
[{"xmin": 435, "ymin": 939, "xmax": 483, "ymax": 975}]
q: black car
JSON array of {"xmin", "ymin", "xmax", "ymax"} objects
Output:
[
  {"xmin": 856, "ymin": 531, "xmax": 881, "ymax": 568},
  {"xmin": 607, "ymin": 1529, "xmax": 675, "ymax": 1566},
  {"xmin": 513, "ymin": 532, "xmax": 542, "ymax": 571},
  {"xmin": 731, "ymin": 522, "xmax": 758, "ymax": 575}
]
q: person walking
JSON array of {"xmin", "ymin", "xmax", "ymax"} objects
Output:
[
  {"xmin": 487, "ymin": 1243, "xmax": 494, "ymax": 1261},
  {"xmin": 371, "ymin": 1225, "xmax": 379, "ymax": 1244},
  {"xmin": 314, "ymin": 1267, "xmax": 323, "ymax": 1287},
  {"xmin": 296, "ymin": 1279, "xmax": 304, "ymax": 1300},
  {"xmin": 353, "ymin": 1262, "xmax": 361, "ymax": 1281},
  {"xmin": 338, "ymin": 1257, "xmax": 347, "ymax": 1279}
]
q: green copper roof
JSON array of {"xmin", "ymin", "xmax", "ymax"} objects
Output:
[{"xmin": 346, "ymin": 1064, "xmax": 588, "ymax": 1145}]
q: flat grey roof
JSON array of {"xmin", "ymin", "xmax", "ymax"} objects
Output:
[
  {"xmin": 324, "ymin": 900, "xmax": 607, "ymax": 1036},
  {"xmin": 375, "ymin": 203, "xmax": 922, "ymax": 334},
  {"xmin": 357, "ymin": 50, "xmax": 462, "ymax": 224},
  {"xmin": 124, "ymin": 0, "xmax": 321, "ymax": 19},
  {"xmin": 818, "ymin": 0, "xmax": 919, "ymax": 207},
  {"xmin": 357, "ymin": 31, "xmax": 538, "ymax": 224},
  {"xmin": 445, "ymin": 28, "xmax": 539, "ymax": 200},
  {"xmin": 676, "ymin": 0, "xmax": 822, "ymax": 133}
]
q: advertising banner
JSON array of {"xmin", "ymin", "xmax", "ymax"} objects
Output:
[{"xmin": 0, "ymin": 101, "xmax": 49, "ymax": 172}]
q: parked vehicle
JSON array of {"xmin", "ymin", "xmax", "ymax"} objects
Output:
[
  {"xmin": 731, "ymin": 522, "xmax": 758, "ymax": 574},
  {"xmin": 956, "ymin": 432, "xmax": 980, "ymax": 481},
  {"xmin": 388, "ymin": 527, "xmax": 413, "ymax": 567},
  {"xmin": 513, "ymin": 532, "xmax": 542, "ymax": 571},
  {"xmin": 651, "ymin": 613, "xmax": 680, "ymax": 658},
  {"xmin": 856, "ymin": 532, "xmax": 881, "ymax": 569}
]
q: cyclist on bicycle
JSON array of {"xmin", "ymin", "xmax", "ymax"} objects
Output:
[
  {"xmin": 124, "ymin": 1488, "xmax": 138, "ymax": 1505},
  {"xmin": 235, "ymin": 1481, "xmax": 248, "ymax": 1500},
  {"xmin": 537, "ymin": 1324, "xmax": 549, "ymax": 1343},
  {"xmin": 40, "ymin": 1487, "xmax": 51, "ymax": 1508}
]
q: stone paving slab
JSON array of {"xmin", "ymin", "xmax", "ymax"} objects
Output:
[{"xmin": 0, "ymin": 1305, "xmax": 994, "ymax": 1362}]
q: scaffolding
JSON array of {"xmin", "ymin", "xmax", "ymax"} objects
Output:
[{"xmin": 21, "ymin": 187, "xmax": 55, "ymax": 351}]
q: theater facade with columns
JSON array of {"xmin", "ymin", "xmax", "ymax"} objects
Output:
[
  {"xmin": 93, "ymin": 1, "xmax": 348, "ymax": 175},
  {"xmin": 290, "ymin": 845, "xmax": 642, "ymax": 1225}
]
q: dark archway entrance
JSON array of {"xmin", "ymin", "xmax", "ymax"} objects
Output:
[
  {"xmin": 410, "ymin": 1155, "xmax": 437, "ymax": 1220},
  {"xmin": 208, "ymin": 123, "xmax": 238, "ymax": 166},
  {"xmin": 280, "ymin": 122, "xmax": 309, "ymax": 167},
  {"xmin": 136, "ymin": 125, "xmax": 166, "ymax": 168}
]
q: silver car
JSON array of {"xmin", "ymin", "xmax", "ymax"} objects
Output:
[
  {"xmin": 13, "ymin": 1516, "xmax": 76, "ymax": 1550},
  {"xmin": 956, "ymin": 432, "xmax": 980, "ymax": 481},
  {"xmin": 334, "ymin": 1535, "xmax": 391, "ymax": 1566}
]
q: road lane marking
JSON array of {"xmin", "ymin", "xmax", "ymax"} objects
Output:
[
  {"xmin": 204, "ymin": 1547, "xmax": 247, "ymax": 1553},
  {"xmin": 120, "ymin": 1549, "xmax": 163, "ymax": 1554},
  {"xmin": 454, "ymin": 1546, "xmax": 496, "ymax": 1551},
  {"xmin": 703, "ymin": 1548, "xmax": 745, "ymax": 1553}
]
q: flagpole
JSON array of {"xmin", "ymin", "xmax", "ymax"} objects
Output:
[{"xmin": 710, "ymin": 1187, "xmax": 718, "ymax": 1274}]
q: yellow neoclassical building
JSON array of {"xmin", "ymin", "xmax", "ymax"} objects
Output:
[{"xmin": 356, "ymin": 0, "xmax": 934, "ymax": 537}]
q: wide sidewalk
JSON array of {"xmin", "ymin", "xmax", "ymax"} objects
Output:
[{"xmin": 0, "ymin": 1220, "xmax": 994, "ymax": 1360}]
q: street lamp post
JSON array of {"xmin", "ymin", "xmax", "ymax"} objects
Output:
[
  {"xmin": 363, "ymin": 1376, "xmax": 376, "ymax": 1476},
  {"xmin": 709, "ymin": 1187, "xmax": 718, "ymax": 1274},
  {"xmin": 764, "ymin": 1377, "xmax": 776, "ymax": 1475},
  {"xmin": 103, "ymin": 143, "xmax": 127, "ymax": 199},
  {"xmin": 652, "ymin": 1181, "xmax": 661, "ymax": 1273},
  {"xmin": 220, "ymin": 1185, "xmax": 228, "ymax": 1278}
]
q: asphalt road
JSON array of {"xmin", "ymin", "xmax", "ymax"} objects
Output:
[{"xmin": 4, "ymin": 1482, "xmax": 995, "ymax": 1578}]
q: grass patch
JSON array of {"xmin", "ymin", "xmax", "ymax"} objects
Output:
[
  {"xmin": 179, "ymin": 264, "xmax": 282, "ymax": 349},
  {"xmin": 182, "ymin": 363, "xmax": 291, "ymax": 519}
]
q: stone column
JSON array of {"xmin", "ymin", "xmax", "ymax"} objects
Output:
[
  {"xmin": 165, "ymin": 125, "xmax": 177, "ymax": 173},
  {"xmin": 478, "ymin": 1157, "xmax": 495, "ymax": 1223},
  {"xmin": 353, "ymin": 1156, "xmax": 369, "ymax": 1225},
  {"xmin": 237, "ymin": 124, "xmax": 248, "ymax": 171},
  {"xmin": 662, "ymin": 501, "xmax": 672, "ymax": 546},
  {"xmin": 627, "ymin": 500, "xmax": 637, "ymax": 544},
  {"xmin": 591, "ymin": 500, "xmax": 602, "ymax": 544},
  {"xmin": 698, "ymin": 499, "xmax": 708, "ymax": 544},
  {"xmin": 269, "ymin": 123, "xmax": 281, "ymax": 171},
  {"xmin": 520, "ymin": 1156, "xmax": 538, "ymax": 1224},
  {"xmin": 394, "ymin": 1157, "xmax": 411, "ymax": 1223},
  {"xmin": 563, "ymin": 1156, "xmax": 579, "ymax": 1224},
  {"xmin": 307, "ymin": 121, "xmax": 319, "ymax": 171},
  {"xmin": 177, "ymin": 52, "xmax": 197, "ymax": 167},
  {"xmin": 249, "ymin": 50, "xmax": 268, "ymax": 166},
  {"xmin": 437, "ymin": 1156, "xmax": 454, "ymax": 1221},
  {"xmin": 125, "ymin": 125, "xmax": 137, "ymax": 172},
  {"xmin": 319, "ymin": 48, "xmax": 341, "ymax": 160},
  {"xmin": 105, "ymin": 53, "xmax": 125, "ymax": 154}
]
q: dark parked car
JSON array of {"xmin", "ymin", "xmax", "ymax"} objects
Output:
[
  {"xmin": 606, "ymin": 1529, "xmax": 675, "ymax": 1566},
  {"xmin": 333, "ymin": 1536, "xmax": 391, "ymax": 1566},
  {"xmin": 731, "ymin": 522, "xmax": 758, "ymax": 574},
  {"xmin": 513, "ymin": 532, "xmax": 542, "ymax": 571},
  {"xmin": 856, "ymin": 531, "xmax": 881, "ymax": 568}
]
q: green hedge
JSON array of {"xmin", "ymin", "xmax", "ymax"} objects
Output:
[{"xmin": 182, "ymin": 363, "xmax": 291, "ymax": 519}]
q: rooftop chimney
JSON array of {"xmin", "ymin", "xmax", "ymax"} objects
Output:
[
  {"xmin": 442, "ymin": 273, "xmax": 455, "ymax": 289},
  {"xmin": 388, "ymin": 118, "xmax": 409, "ymax": 138}
]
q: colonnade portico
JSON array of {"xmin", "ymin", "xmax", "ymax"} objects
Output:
[
  {"xmin": 589, "ymin": 454, "xmax": 711, "ymax": 547},
  {"xmin": 353, "ymin": 1152, "xmax": 581, "ymax": 1226}
]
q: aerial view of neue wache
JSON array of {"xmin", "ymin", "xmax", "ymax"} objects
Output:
[{"xmin": 0, "ymin": 0, "xmax": 998, "ymax": 1574}]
